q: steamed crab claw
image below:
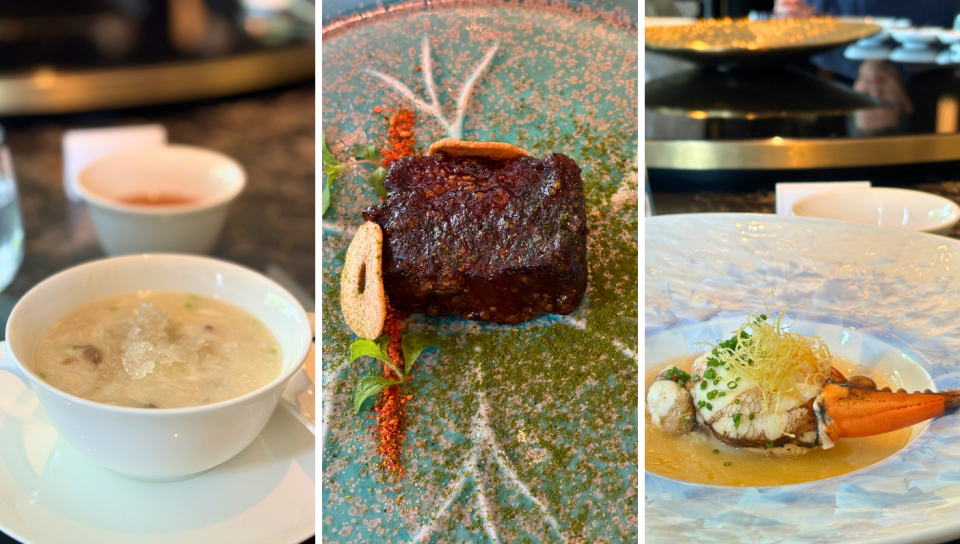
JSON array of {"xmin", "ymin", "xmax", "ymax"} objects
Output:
[{"xmin": 815, "ymin": 369, "xmax": 960, "ymax": 447}]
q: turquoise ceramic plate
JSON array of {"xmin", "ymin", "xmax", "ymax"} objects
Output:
[
  {"xmin": 646, "ymin": 214, "xmax": 960, "ymax": 544},
  {"xmin": 321, "ymin": 1, "xmax": 638, "ymax": 541}
]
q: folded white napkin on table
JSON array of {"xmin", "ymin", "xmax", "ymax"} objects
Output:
[{"xmin": 62, "ymin": 125, "xmax": 167, "ymax": 202}]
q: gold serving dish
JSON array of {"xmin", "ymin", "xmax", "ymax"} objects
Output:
[{"xmin": 646, "ymin": 17, "xmax": 882, "ymax": 66}]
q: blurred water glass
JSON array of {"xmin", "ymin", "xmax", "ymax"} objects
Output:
[
  {"xmin": 645, "ymin": 167, "xmax": 655, "ymax": 217},
  {"xmin": 0, "ymin": 146, "xmax": 24, "ymax": 292}
]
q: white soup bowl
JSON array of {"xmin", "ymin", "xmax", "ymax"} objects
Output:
[
  {"xmin": 77, "ymin": 145, "xmax": 245, "ymax": 256},
  {"xmin": 791, "ymin": 187, "xmax": 960, "ymax": 235},
  {"xmin": 0, "ymin": 254, "xmax": 313, "ymax": 480}
]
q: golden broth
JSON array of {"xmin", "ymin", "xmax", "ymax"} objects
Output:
[{"xmin": 645, "ymin": 356, "xmax": 913, "ymax": 486}]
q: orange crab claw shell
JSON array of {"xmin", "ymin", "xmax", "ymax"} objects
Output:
[{"xmin": 820, "ymin": 382, "xmax": 960, "ymax": 442}]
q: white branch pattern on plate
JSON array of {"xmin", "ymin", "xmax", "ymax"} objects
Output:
[{"xmin": 366, "ymin": 36, "xmax": 499, "ymax": 140}]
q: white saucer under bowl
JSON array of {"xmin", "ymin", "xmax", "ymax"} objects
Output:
[
  {"xmin": 0, "ymin": 371, "xmax": 315, "ymax": 544},
  {"xmin": 889, "ymin": 45, "xmax": 938, "ymax": 63},
  {"xmin": 844, "ymin": 44, "xmax": 892, "ymax": 60}
]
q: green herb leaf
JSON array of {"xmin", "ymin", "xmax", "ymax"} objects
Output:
[
  {"xmin": 321, "ymin": 132, "xmax": 342, "ymax": 168},
  {"xmin": 353, "ymin": 143, "xmax": 378, "ymax": 162},
  {"xmin": 368, "ymin": 166, "xmax": 388, "ymax": 198},
  {"xmin": 321, "ymin": 181, "xmax": 331, "ymax": 217},
  {"xmin": 401, "ymin": 332, "xmax": 440, "ymax": 373},
  {"xmin": 354, "ymin": 375, "xmax": 403, "ymax": 414},
  {"xmin": 325, "ymin": 162, "xmax": 348, "ymax": 182},
  {"xmin": 350, "ymin": 336, "xmax": 404, "ymax": 377},
  {"xmin": 350, "ymin": 336, "xmax": 391, "ymax": 363}
]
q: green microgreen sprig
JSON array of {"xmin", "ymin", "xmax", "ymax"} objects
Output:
[
  {"xmin": 321, "ymin": 133, "xmax": 388, "ymax": 217},
  {"xmin": 349, "ymin": 332, "xmax": 439, "ymax": 413}
]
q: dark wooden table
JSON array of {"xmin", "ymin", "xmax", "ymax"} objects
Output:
[{"xmin": 0, "ymin": 82, "xmax": 315, "ymax": 544}]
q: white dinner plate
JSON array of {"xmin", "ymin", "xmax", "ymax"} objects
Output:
[
  {"xmin": 0, "ymin": 370, "xmax": 315, "ymax": 544},
  {"xmin": 646, "ymin": 214, "xmax": 960, "ymax": 543}
]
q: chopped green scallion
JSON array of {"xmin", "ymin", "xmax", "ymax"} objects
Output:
[
  {"xmin": 728, "ymin": 381, "xmax": 738, "ymax": 389},
  {"xmin": 749, "ymin": 414, "xmax": 755, "ymax": 420},
  {"xmin": 732, "ymin": 413, "xmax": 741, "ymax": 428},
  {"xmin": 724, "ymin": 462, "xmax": 732, "ymax": 466}
]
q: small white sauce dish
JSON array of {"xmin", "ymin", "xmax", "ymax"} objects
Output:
[
  {"xmin": 791, "ymin": 187, "xmax": 960, "ymax": 235},
  {"xmin": 0, "ymin": 254, "xmax": 313, "ymax": 480},
  {"xmin": 77, "ymin": 145, "xmax": 245, "ymax": 256}
]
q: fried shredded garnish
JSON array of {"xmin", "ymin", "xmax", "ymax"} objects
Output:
[{"xmin": 696, "ymin": 290, "xmax": 831, "ymax": 434}]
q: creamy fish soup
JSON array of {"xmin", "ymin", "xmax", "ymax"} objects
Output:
[{"xmin": 34, "ymin": 292, "xmax": 282, "ymax": 408}]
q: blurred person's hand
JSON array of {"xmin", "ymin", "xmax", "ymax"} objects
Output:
[
  {"xmin": 773, "ymin": 0, "xmax": 816, "ymax": 18},
  {"xmin": 854, "ymin": 60, "xmax": 914, "ymax": 113}
]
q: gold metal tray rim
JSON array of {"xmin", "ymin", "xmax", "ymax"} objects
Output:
[
  {"xmin": 645, "ymin": 134, "xmax": 960, "ymax": 170},
  {"xmin": 0, "ymin": 44, "xmax": 315, "ymax": 116},
  {"xmin": 644, "ymin": 20, "xmax": 882, "ymax": 55}
]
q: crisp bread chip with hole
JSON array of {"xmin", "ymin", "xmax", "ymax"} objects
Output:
[
  {"xmin": 426, "ymin": 138, "xmax": 529, "ymax": 160},
  {"xmin": 340, "ymin": 222, "xmax": 387, "ymax": 340}
]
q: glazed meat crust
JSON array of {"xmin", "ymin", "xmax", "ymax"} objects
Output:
[{"xmin": 362, "ymin": 151, "xmax": 589, "ymax": 324}]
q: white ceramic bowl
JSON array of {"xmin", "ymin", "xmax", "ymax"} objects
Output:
[
  {"xmin": 77, "ymin": 145, "xmax": 245, "ymax": 256},
  {"xmin": 0, "ymin": 254, "xmax": 312, "ymax": 480},
  {"xmin": 890, "ymin": 27, "xmax": 942, "ymax": 44},
  {"xmin": 791, "ymin": 187, "xmax": 960, "ymax": 235}
]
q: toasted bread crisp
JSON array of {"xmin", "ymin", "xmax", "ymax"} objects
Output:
[
  {"xmin": 426, "ymin": 138, "xmax": 529, "ymax": 160},
  {"xmin": 340, "ymin": 222, "xmax": 387, "ymax": 340}
]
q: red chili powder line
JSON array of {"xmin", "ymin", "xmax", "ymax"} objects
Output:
[
  {"xmin": 370, "ymin": 107, "xmax": 418, "ymax": 481},
  {"xmin": 373, "ymin": 299, "xmax": 409, "ymax": 480},
  {"xmin": 380, "ymin": 108, "xmax": 417, "ymax": 169}
]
